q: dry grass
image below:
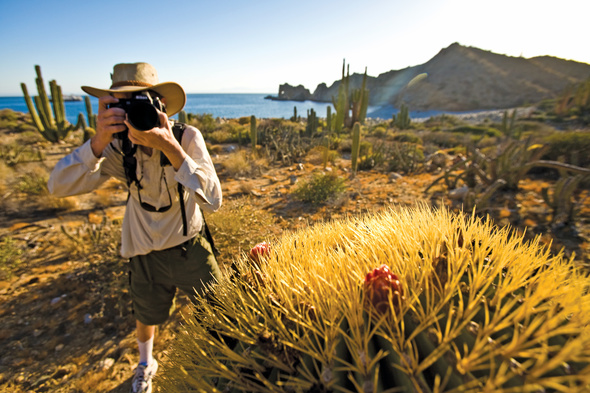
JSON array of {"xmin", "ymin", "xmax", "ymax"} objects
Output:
[
  {"xmin": 221, "ymin": 149, "xmax": 269, "ymax": 178},
  {"xmin": 206, "ymin": 195, "xmax": 281, "ymax": 267}
]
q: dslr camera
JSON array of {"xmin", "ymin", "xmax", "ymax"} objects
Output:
[{"xmin": 108, "ymin": 92, "xmax": 166, "ymax": 139}]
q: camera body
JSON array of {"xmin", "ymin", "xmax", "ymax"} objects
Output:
[{"xmin": 108, "ymin": 93, "xmax": 166, "ymax": 139}]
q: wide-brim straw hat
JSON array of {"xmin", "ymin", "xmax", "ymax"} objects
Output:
[{"xmin": 81, "ymin": 62, "xmax": 186, "ymax": 116}]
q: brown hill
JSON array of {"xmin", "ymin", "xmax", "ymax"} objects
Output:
[{"xmin": 273, "ymin": 43, "xmax": 590, "ymax": 112}]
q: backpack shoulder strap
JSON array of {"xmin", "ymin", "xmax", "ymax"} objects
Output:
[{"xmin": 171, "ymin": 122, "xmax": 219, "ymax": 256}]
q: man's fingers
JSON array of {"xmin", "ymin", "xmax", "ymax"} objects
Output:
[{"xmin": 98, "ymin": 95, "xmax": 119, "ymax": 112}]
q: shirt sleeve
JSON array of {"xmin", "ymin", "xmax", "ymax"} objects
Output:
[
  {"xmin": 174, "ymin": 125, "xmax": 222, "ymax": 213},
  {"xmin": 47, "ymin": 139, "xmax": 126, "ymax": 197}
]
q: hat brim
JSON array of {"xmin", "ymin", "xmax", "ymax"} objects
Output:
[{"xmin": 81, "ymin": 82, "xmax": 186, "ymax": 116}]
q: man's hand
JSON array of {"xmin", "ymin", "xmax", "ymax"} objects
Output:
[
  {"xmin": 90, "ymin": 95, "xmax": 127, "ymax": 158},
  {"xmin": 126, "ymin": 112, "xmax": 188, "ymax": 170}
]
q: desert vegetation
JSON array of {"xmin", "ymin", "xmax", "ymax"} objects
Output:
[{"xmin": 1, "ymin": 73, "xmax": 590, "ymax": 391}]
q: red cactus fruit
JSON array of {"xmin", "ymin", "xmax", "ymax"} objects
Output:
[
  {"xmin": 249, "ymin": 242, "xmax": 271, "ymax": 263},
  {"xmin": 364, "ymin": 264, "xmax": 404, "ymax": 314}
]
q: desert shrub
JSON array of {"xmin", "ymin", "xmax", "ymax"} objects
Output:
[
  {"xmin": 15, "ymin": 171, "xmax": 48, "ymax": 196},
  {"xmin": 515, "ymin": 120, "xmax": 555, "ymax": 136},
  {"xmin": 0, "ymin": 109, "xmax": 20, "ymax": 130},
  {"xmin": 237, "ymin": 116, "xmax": 251, "ymax": 125},
  {"xmin": 422, "ymin": 131, "xmax": 482, "ymax": 148},
  {"xmin": 543, "ymin": 131, "xmax": 590, "ymax": 167},
  {"xmin": 222, "ymin": 150, "xmax": 252, "ymax": 177},
  {"xmin": 392, "ymin": 132, "xmax": 422, "ymax": 144},
  {"xmin": 370, "ymin": 126, "xmax": 388, "ymax": 138},
  {"xmin": 0, "ymin": 236, "xmax": 24, "ymax": 279},
  {"xmin": 359, "ymin": 140, "xmax": 373, "ymax": 157},
  {"xmin": 338, "ymin": 138, "xmax": 352, "ymax": 153},
  {"xmin": 206, "ymin": 196, "xmax": 279, "ymax": 264},
  {"xmin": 208, "ymin": 130, "xmax": 234, "ymax": 144},
  {"xmin": 306, "ymin": 146, "xmax": 339, "ymax": 166},
  {"xmin": 358, "ymin": 142, "xmax": 387, "ymax": 171},
  {"xmin": 450, "ymin": 125, "xmax": 503, "ymax": 137},
  {"xmin": 0, "ymin": 142, "xmax": 44, "ymax": 166},
  {"xmin": 293, "ymin": 172, "xmax": 347, "ymax": 205},
  {"xmin": 60, "ymin": 215, "xmax": 122, "ymax": 258},
  {"xmin": 423, "ymin": 113, "xmax": 462, "ymax": 129},
  {"xmin": 190, "ymin": 113, "xmax": 217, "ymax": 134},
  {"xmin": 387, "ymin": 142, "xmax": 425, "ymax": 174}
]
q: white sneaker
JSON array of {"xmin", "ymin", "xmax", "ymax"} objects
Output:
[{"xmin": 131, "ymin": 359, "xmax": 158, "ymax": 393}]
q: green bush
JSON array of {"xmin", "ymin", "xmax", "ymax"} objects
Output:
[
  {"xmin": 543, "ymin": 131, "xmax": 590, "ymax": 167},
  {"xmin": 359, "ymin": 140, "xmax": 373, "ymax": 157},
  {"xmin": 15, "ymin": 171, "xmax": 48, "ymax": 195},
  {"xmin": 190, "ymin": 113, "xmax": 217, "ymax": 134},
  {"xmin": 392, "ymin": 132, "xmax": 422, "ymax": 144},
  {"xmin": 387, "ymin": 143, "xmax": 425, "ymax": 174},
  {"xmin": 450, "ymin": 125, "xmax": 503, "ymax": 137},
  {"xmin": 0, "ymin": 236, "xmax": 24, "ymax": 279},
  {"xmin": 370, "ymin": 126, "xmax": 388, "ymax": 138},
  {"xmin": 293, "ymin": 172, "xmax": 347, "ymax": 205}
]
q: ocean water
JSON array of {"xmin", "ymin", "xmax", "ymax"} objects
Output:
[
  {"xmin": 0, "ymin": 94, "xmax": 492, "ymax": 125},
  {"xmin": 0, "ymin": 93, "xmax": 364, "ymax": 124}
]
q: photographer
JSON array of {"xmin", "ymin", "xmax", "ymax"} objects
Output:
[{"xmin": 48, "ymin": 63, "xmax": 222, "ymax": 393}]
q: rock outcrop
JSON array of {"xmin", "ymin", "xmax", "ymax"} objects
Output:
[
  {"xmin": 270, "ymin": 43, "xmax": 590, "ymax": 112},
  {"xmin": 271, "ymin": 84, "xmax": 311, "ymax": 101}
]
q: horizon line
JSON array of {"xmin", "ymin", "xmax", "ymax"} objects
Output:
[{"xmin": 0, "ymin": 92, "xmax": 277, "ymax": 98}]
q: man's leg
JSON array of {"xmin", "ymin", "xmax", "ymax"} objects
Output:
[
  {"xmin": 129, "ymin": 253, "xmax": 174, "ymax": 393},
  {"xmin": 136, "ymin": 320, "xmax": 155, "ymax": 365}
]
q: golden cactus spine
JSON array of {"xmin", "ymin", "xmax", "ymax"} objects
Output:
[{"xmin": 161, "ymin": 205, "xmax": 590, "ymax": 392}]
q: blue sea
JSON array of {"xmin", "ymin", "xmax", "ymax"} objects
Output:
[{"xmin": 0, "ymin": 93, "xmax": 406, "ymax": 124}]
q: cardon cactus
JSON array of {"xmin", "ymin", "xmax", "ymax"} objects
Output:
[
  {"xmin": 21, "ymin": 65, "xmax": 94, "ymax": 143},
  {"xmin": 161, "ymin": 205, "xmax": 590, "ymax": 392}
]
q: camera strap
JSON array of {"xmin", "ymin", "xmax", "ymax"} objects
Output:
[{"xmin": 114, "ymin": 122, "xmax": 219, "ymax": 256}]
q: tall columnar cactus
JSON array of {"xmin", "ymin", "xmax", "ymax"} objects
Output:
[
  {"xmin": 332, "ymin": 60, "xmax": 349, "ymax": 133},
  {"xmin": 393, "ymin": 103, "xmax": 411, "ymax": 129},
  {"xmin": 161, "ymin": 205, "xmax": 590, "ymax": 392},
  {"xmin": 250, "ymin": 115, "xmax": 257, "ymax": 149},
  {"xmin": 306, "ymin": 108, "xmax": 317, "ymax": 137},
  {"xmin": 351, "ymin": 122, "xmax": 361, "ymax": 176},
  {"xmin": 178, "ymin": 110, "xmax": 188, "ymax": 124},
  {"xmin": 21, "ymin": 65, "xmax": 83, "ymax": 143},
  {"xmin": 351, "ymin": 67, "xmax": 369, "ymax": 125},
  {"xmin": 291, "ymin": 106, "xmax": 298, "ymax": 122},
  {"xmin": 501, "ymin": 109, "xmax": 517, "ymax": 138},
  {"xmin": 332, "ymin": 61, "xmax": 370, "ymax": 132},
  {"xmin": 326, "ymin": 105, "xmax": 332, "ymax": 132}
]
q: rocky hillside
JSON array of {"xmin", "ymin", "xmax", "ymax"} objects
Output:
[{"xmin": 272, "ymin": 43, "xmax": 590, "ymax": 112}]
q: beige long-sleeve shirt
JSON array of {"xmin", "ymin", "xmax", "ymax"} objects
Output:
[{"xmin": 48, "ymin": 124, "xmax": 222, "ymax": 258}]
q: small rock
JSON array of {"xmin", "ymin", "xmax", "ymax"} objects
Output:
[
  {"xmin": 84, "ymin": 314, "xmax": 92, "ymax": 324},
  {"xmin": 296, "ymin": 163, "xmax": 304, "ymax": 171},
  {"xmin": 289, "ymin": 175, "xmax": 298, "ymax": 185},
  {"xmin": 449, "ymin": 186, "xmax": 469, "ymax": 200},
  {"xmin": 388, "ymin": 172, "xmax": 402, "ymax": 182},
  {"xmin": 55, "ymin": 344, "xmax": 64, "ymax": 352},
  {"xmin": 50, "ymin": 295, "xmax": 66, "ymax": 305},
  {"xmin": 98, "ymin": 358, "xmax": 115, "ymax": 371}
]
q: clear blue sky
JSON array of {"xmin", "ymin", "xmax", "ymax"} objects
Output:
[{"xmin": 1, "ymin": 0, "xmax": 588, "ymax": 96}]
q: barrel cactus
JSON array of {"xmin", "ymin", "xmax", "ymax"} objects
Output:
[{"xmin": 161, "ymin": 205, "xmax": 590, "ymax": 392}]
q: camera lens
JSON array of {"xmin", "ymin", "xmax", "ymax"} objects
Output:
[{"xmin": 127, "ymin": 102, "xmax": 160, "ymax": 131}]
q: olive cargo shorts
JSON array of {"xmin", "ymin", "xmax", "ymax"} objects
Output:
[{"xmin": 128, "ymin": 234, "xmax": 221, "ymax": 326}]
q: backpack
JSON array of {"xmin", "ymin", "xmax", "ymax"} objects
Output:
[{"xmin": 115, "ymin": 122, "xmax": 219, "ymax": 256}]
